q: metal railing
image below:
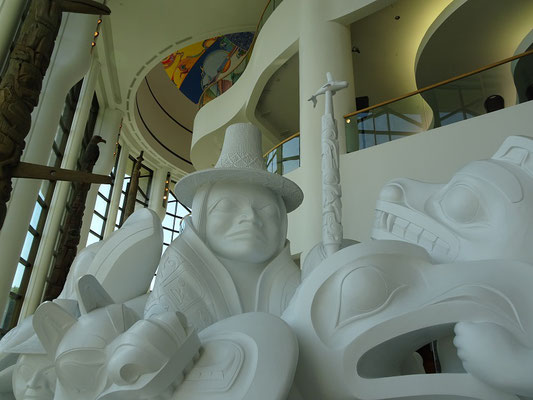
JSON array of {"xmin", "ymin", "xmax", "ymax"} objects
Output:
[
  {"xmin": 344, "ymin": 49, "xmax": 533, "ymax": 152},
  {"xmin": 264, "ymin": 132, "xmax": 300, "ymax": 175},
  {"xmin": 198, "ymin": 0, "xmax": 282, "ymax": 108}
]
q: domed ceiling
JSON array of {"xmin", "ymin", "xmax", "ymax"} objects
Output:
[
  {"xmin": 161, "ymin": 32, "xmax": 254, "ymax": 105},
  {"xmin": 134, "ymin": 32, "xmax": 253, "ymax": 172}
]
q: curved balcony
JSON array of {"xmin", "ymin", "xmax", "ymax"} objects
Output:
[{"xmin": 344, "ymin": 49, "xmax": 533, "ymax": 152}]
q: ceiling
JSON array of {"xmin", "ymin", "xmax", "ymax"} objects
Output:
[
  {"xmin": 100, "ymin": 0, "xmax": 265, "ymax": 172},
  {"xmin": 101, "ymin": 0, "xmax": 533, "ymax": 174}
]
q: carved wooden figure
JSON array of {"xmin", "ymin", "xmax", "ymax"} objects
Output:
[
  {"xmin": 122, "ymin": 151, "xmax": 144, "ymax": 223},
  {"xmin": 0, "ymin": 0, "xmax": 110, "ymax": 229}
]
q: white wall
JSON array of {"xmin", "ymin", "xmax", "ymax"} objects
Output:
[{"xmin": 287, "ymin": 101, "xmax": 533, "ymax": 254}]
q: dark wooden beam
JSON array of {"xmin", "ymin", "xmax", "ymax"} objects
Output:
[{"xmin": 12, "ymin": 162, "xmax": 111, "ymax": 184}]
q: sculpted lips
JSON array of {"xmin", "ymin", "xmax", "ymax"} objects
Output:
[{"xmin": 226, "ymin": 227, "xmax": 264, "ymax": 240}]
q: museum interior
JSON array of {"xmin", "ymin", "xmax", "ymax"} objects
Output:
[{"xmin": 0, "ymin": 0, "xmax": 532, "ymax": 342}]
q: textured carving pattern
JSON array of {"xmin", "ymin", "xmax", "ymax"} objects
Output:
[{"xmin": 321, "ymin": 114, "xmax": 342, "ymax": 255}]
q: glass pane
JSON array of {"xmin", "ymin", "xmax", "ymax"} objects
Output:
[
  {"xmin": 99, "ymin": 184, "xmax": 112, "ymax": 199},
  {"xmin": 1, "ymin": 296, "xmax": 16, "ymax": 330},
  {"xmin": 20, "ymin": 232, "xmax": 34, "ymax": 261},
  {"xmin": 94, "ymin": 195, "xmax": 108, "ymax": 216},
  {"xmin": 12, "ymin": 263, "xmax": 25, "ymax": 290},
  {"xmin": 86, "ymin": 232, "xmax": 100, "ymax": 246},
  {"xmin": 282, "ymin": 159, "xmax": 299, "ymax": 175},
  {"xmin": 282, "ymin": 137, "xmax": 299, "ymax": 158},
  {"xmin": 30, "ymin": 202, "xmax": 42, "ymax": 230},
  {"xmin": 163, "ymin": 228, "xmax": 172, "ymax": 244},
  {"xmin": 90, "ymin": 214, "xmax": 104, "ymax": 235},
  {"xmin": 177, "ymin": 203, "xmax": 189, "ymax": 216},
  {"xmin": 40, "ymin": 180, "xmax": 50, "ymax": 199},
  {"xmin": 162, "ymin": 214, "xmax": 174, "ymax": 229}
]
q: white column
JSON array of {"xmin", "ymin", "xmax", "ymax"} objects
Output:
[
  {"xmin": 20, "ymin": 58, "xmax": 101, "ymax": 318},
  {"xmin": 78, "ymin": 108, "xmax": 123, "ymax": 249},
  {"xmin": 0, "ymin": 0, "xmax": 26, "ymax": 67},
  {"xmin": 290, "ymin": 0, "xmax": 355, "ymax": 259},
  {"xmin": 103, "ymin": 141, "xmax": 128, "ymax": 239},
  {"xmin": 148, "ymin": 167, "xmax": 168, "ymax": 222},
  {"xmin": 0, "ymin": 13, "xmax": 98, "ymax": 316}
]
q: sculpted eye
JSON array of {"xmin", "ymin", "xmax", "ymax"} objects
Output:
[
  {"xmin": 257, "ymin": 204, "xmax": 279, "ymax": 218},
  {"xmin": 440, "ymin": 184, "xmax": 480, "ymax": 224},
  {"xmin": 16, "ymin": 364, "xmax": 33, "ymax": 381},
  {"xmin": 210, "ymin": 198, "xmax": 236, "ymax": 213}
]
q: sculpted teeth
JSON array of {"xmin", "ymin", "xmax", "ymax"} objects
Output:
[{"xmin": 375, "ymin": 211, "xmax": 449, "ymax": 256}]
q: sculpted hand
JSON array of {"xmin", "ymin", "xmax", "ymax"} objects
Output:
[{"xmin": 454, "ymin": 321, "xmax": 533, "ymax": 397}]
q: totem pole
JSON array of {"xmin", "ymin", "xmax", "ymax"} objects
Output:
[
  {"xmin": 308, "ymin": 72, "xmax": 349, "ymax": 256},
  {"xmin": 0, "ymin": 0, "xmax": 111, "ymax": 229},
  {"xmin": 43, "ymin": 135, "xmax": 106, "ymax": 301}
]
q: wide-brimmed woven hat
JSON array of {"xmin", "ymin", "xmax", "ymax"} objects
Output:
[{"xmin": 175, "ymin": 123, "xmax": 303, "ymax": 212}]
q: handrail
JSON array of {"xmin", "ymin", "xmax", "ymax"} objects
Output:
[
  {"xmin": 263, "ymin": 132, "xmax": 300, "ymax": 158},
  {"xmin": 198, "ymin": 0, "xmax": 276, "ymax": 108},
  {"xmin": 343, "ymin": 48, "xmax": 533, "ymax": 119}
]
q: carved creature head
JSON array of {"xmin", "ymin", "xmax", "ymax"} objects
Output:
[
  {"xmin": 33, "ymin": 276, "xmax": 138, "ymax": 400},
  {"xmin": 372, "ymin": 136, "xmax": 533, "ymax": 264}
]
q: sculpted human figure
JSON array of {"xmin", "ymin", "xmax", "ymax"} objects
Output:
[
  {"xmin": 144, "ymin": 122, "xmax": 303, "ymax": 331},
  {"xmin": 14, "ymin": 123, "xmax": 301, "ymax": 400}
]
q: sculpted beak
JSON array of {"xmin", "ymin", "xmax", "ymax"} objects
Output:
[{"xmin": 60, "ymin": 0, "xmax": 111, "ymax": 15}]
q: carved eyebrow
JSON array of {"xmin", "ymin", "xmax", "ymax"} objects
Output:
[{"xmin": 457, "ymin": 160, "xmax": 523, "ymax": 203}]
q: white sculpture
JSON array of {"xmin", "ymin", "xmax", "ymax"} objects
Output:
[
  {"xmin": 145, "ymin": 123, "xmax": 303, "ymax": 331},
  {"xmin": 3, "ymin": 121, "xmax": 533, "ymax": 400},
  {"xmin": 309, "ymin": 72, "xmax": 348, "ymax": 257},
  {"xmin": 371, "ymin": 135, "xmax": 533, "ymax": 265}
]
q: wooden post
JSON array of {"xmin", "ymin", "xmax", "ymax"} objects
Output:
[{"xmin": 0, "ymin": 0, "xmax": 110, "ymax": 230}]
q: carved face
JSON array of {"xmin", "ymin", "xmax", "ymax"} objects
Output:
[
  {"xmin": 372, "ymin": 160, "xmax": 533, "ymax": 263},
  {"xmin": 12, "ymin": 354, "xmax": 56, "ymax": 400},
  {"xmin": 205, "ymin": 182, "xmax": 283, "ymax": 264}
]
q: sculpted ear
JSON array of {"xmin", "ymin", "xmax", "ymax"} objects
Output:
[
  {"xmin": 33, "ymin": 302, "xmax": 77, "ymax": 356},
  {"xmin": 76, "ymin": 274, "xmax": 114, "ymax": 314}
]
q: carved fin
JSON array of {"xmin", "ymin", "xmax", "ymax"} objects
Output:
[
  {"xmin": 33, "ymin": 302, "xmax": 77, "ymax": 356},
  {"xmin": 76, "ymin": 274, "xmax": 114, "ymax": 314}
]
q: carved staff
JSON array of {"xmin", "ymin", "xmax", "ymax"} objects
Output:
[
  {"xmin": 308, "ymin": 72, "xmax": 348, "ymax": 256},
  {"xmin": 43, "ymin": 135, "xmax": 106, "ymax": 301},
  {"xmin": 123, "ymin": 151, "xmax": 144, "ymax": 222},
  {"xmin": 0, "ymin": 0, "xmax": 111, "ymax": 230}
]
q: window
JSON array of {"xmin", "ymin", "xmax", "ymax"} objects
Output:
[
  {"xmin": 86, "ymin": 145, "xmax": 121, "ymax": 246},
  {"xmin": 115, "ymin": 155, "xmax": 153, "ymax": 229},
  {"xmin": 162, "ymin": 183, "xmax": 190, "ymax": 252},
  {"xmin": 0, "ymin": 79, "xmax": 83, "ymax": 334},
  {"xmin": 45, "ymin": 93, "xmax": 100, "ymax": 301}
]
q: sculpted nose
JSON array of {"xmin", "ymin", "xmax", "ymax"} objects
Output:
[
  {"xmin": 239, "ymin": 206, "xmax": 262, "ymax": 226},
  {"xmin": 27, "ymin": 372, "xmax": 45, "ymax": 389}
]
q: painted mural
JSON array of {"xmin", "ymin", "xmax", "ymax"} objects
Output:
[{"xmin": 162, "ymin": 32, "xmax": 254, "ymax": 105}]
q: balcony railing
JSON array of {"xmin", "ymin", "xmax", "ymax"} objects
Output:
[
  {"xmin": 198, "ymin": 0, "xmax": 283, "ymax": 108},
  {"xmin": 344, "ymin": 49, "xmax": 533, "ymax": 153},
  {"xmin": 264, "ymin": 132, "xmax": 300, "ymax": 175}
]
